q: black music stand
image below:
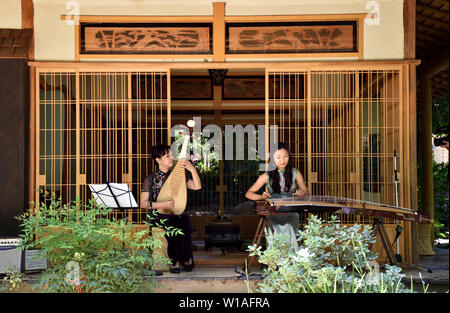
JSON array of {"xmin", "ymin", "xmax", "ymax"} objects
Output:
[
  {"xmin": 147, "ymin": 180, "xmax": 163, "ymax": 277},
  {"xmin": 89, "ymin": 182, "xmax": 138, "ymax": 251}
]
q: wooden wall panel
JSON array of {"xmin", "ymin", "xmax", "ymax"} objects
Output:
[{"xmin": 0, "ymin": 59, "xmax": 29, "ymax": 236}]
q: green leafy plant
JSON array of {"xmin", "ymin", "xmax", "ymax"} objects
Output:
[
  {"xmin": 419, "ymin": 160, "xmax": 449, "ymax": 245},
  {"xmin": 16, "ymin": 192, "xmax": 182, "ymax": 293},
  {"xmin": 1, "ymin": 266, "xmax": 24, "ymax": 292},
  {"xmin": 248, "ymin": 215, "xmax": 422, "ymax": 293}
]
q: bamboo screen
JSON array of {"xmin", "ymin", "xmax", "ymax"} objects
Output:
[
  {"xmin": 268, "ymin": 69, "xmax": 402, "ymax": 223},
  {"xmin": 37, "ymin": 71, "xmax": 168, "ymax": 223}
]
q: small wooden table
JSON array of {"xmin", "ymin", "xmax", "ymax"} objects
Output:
[{"xmin": 204, "ymin": 223, "xmax": 241, "ymax": 251}]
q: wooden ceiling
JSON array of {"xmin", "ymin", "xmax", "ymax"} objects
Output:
[{"xmin": 416, "ymin": 0, "xmax": 449, "ymax": 101}]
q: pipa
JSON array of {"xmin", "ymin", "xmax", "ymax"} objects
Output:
[{"xmin": 156, "ymin": 135, "xmax": 190, "ymax": 215}]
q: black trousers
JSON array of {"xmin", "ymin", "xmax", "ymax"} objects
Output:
[{"xmin": 152, "ymin": 211, "xmax": 193, "ymax": 265}]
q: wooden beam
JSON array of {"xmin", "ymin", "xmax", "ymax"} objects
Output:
[
  {"xmin": 22, "ymin": 0, "xmax": 34, "ymax": 61},
  {"xmin": 418, "ymin": 48, "xmax": 449, "ymax": 78},
  {"xmin": 404, "ymin": 0, "xmax": 415, "ymax": 59},
  {"xmin": 416, "ymin": 14, "xmax": 449, "ymax": 29},
  {"xmin": 213, "ymin": 2, "xmax": 226, "ymax": 62},
  {"xmin": 416, "ymin": 45, "xmax": 437, "ymax": 57},
  {"xmin": 61, "ymin": 15, "xmax": 214, "ymax": 23},
  {"xmin": 416, "ymin": 23, "xmax": 449, "ymax": 37},
  {"xmin": 416, "ymin": 2, "xmax": 449, "ymax": 18},
  {"xmin": 416, "ymin": 32, "xmax": 444, "ymax": 44},
  {"xmin": 21, "ymin": 0, "xmax": 33, "ymax": 29},
  {"xmin": 28, "ymin": 59, "xmax": 421, "ymax": 70}
]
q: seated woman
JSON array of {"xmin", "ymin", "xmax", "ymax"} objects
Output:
[
  {"xmin": 140, "ymin": 144, "xmax": 201, "ymax": 274},
  {"xmin": 245, "ymin": 142, "xmax": 309, "ymax": 249}
]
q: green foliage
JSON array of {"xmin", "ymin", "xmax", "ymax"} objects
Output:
[
  {"xmin": 296, "ymin": 215, "xmax": 377, "ymax": 267},
  {"xmin": 418, "ymin": 159, "xmax": 449, "ymax": 242},
  {"xmin": 431, "ymin": 95, "xmax": 449, "ymax": 135},
  {"xmin": 16, "ymin": 193, "xmax": 181, "ymax": 293},
  {"xmin": 432, "ymin": 161, "xmax": 449, "ymax": 226},
  {"xmin": 1, "ymin": 267, "xmax": 24, "ymax": 292},
  {"xmin": 417, "ymin": 95, "xmax": 449, "ymax": 242},
  {"xmin": 434, "ymin": 220, "xmax": 449, "ymax": 242},
  {"xmin": 248, "ymin": 215, "xmax": 419, "ymax": 293}
]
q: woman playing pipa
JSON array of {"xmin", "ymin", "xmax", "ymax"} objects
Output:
[{"xmin": 140, "ymin": 140, "xmax": 201, "ymax": 274}]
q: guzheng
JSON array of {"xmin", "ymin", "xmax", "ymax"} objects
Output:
[
  {"xmin": 255, "ymin": 195, "xmax": 432, "ymax": 223},
  {"xmin": 156, "ymin": 135, "xmax": 190, "ymax": 215}
]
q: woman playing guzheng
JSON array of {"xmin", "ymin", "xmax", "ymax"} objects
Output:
[
  {"xmin": 245, "ymin": 142, "xmax": 309, "ymax": 249},
  {"xmin": 140, "ymin": 144, "xmax": 201, "ymax": 274}
]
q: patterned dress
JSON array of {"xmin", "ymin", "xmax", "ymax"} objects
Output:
[{"xmin": 142, "ymin": 168, "xmax": 193, "ymax": 265}]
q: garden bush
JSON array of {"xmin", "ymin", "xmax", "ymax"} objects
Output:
[
  {"xmin": 248, "ymin": 215, "xmax": 420, "ymax": 293},
  {"xmin": 16, "ymin": 193, "xmax": 181, "ymax": 293}
]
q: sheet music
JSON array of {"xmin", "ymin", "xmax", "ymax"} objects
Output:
[
  {"xmin": 89, "ymin": 183, "xmax": 138, "ymax": 209},
  {"xmin": 108, "ymin": 183, "xmax": 138, "ymax": 208}
]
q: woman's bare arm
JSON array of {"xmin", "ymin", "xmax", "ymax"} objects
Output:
[
  {"xmin": 292, "ymin": 171, "xmax": 310, "ymax": 196},
  {"xmin": 245, "ymin": 174, "xmax": 270, "ymax": 200},
  {"xmin": 140, "ymin": 191, "xmax": 174, "ymax": 213}
]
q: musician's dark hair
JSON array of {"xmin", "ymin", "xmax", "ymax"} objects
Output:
[
  {"xmin": 268, "ymin": 142, "xmax": 294, "ymax": 194},
  {"xmin": 151, "ymin": 144, "xmax": 171, "ymax": 164}
]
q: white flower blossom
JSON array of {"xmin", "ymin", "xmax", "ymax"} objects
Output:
[{"xmin": 297, "ymin": 248, "xmax": 312, "ymax": 259}]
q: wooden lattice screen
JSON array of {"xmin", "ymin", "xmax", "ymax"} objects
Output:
[
  {"xmin": 267, "ymin": 68, "xmax": 402, "ymax": 224},
  {"xmin": 36, "ymin": 70, "xmax": 169, "ymax": 223}
]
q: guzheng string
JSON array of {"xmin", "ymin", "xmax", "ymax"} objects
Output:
[{"xmin": 269, "ymin": 195, "xmax": 416, "ymax": 212}]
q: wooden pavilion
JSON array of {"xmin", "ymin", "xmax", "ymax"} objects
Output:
[{"xmin": 0, "ymin": 0, "xmax": 448, "ymax": 268}]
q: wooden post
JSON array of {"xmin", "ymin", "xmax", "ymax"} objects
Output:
[
  {"xmin": 418, "ymin": 74, "xmax": 435, "ymax": 256},
  {"xmin": 409, "ymin": 63, "xmax": 420, "ymax": 264},
  {"xmin": 403, "ymin": 0, "xmax": 415, "ymax": 60},
  {"xmin": 24, "ymin": 0, "xmax": 36, "ymax": 208},
  {"xmin": 213, "ymin": 2, "xmax": 226, "ymax": 62},
  {"xmin": 29, "ymin": 66, "xmax": 36, "ymax": 210},
  {"xmin": 21, "ymin": 0, "xmax": 34, "ymax": 29},
  {"xmin": 213, "ymin": 85, "xmax": 227, "ymax": 216},
  {"xmin": 403, "ymin": 0, "xmax": 420, "ymax": 264}
]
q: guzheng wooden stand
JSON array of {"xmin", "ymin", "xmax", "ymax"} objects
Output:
[
  {"xmin": 369, "ymin": 216, "xmax": 398, "ymax": 265},
  {"xmin": 246, "ymin": 210, "xmax": 287, "ymax": 270},
  {"xmin": 247, "ymin": 196, "xmax": 433, "ymax": 273}
]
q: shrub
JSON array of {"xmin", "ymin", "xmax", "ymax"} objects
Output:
[
  {"xmin": 16, "ymin": 193, "xmax": 181, "ymax": 293},
  {"xmin": 248, "ymin": 215, "xmax": 416, "ymax": 293}
]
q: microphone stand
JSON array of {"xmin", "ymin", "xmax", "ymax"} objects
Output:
[
  {"xmin": 393, "ymin": 150, "xmax": 402, "ymax": 262},
  {"xmin": 391, "ymin": 151, "xmax": 432, "ymax": 273}
]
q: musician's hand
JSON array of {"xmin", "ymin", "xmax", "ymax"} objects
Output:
[
  {"xmin": 161, "ymin": 200, "xmax": 175, "ymax": 214},
  {"xmin": 182, "ymin": 160, "xmax": 197, "ymax": 173},
  {"xmin": 261, "ymin": 191, "xmax": 271, "ymax": 200},
  {"xmin": 293, "ymin": 189, "xmax": 306, "ymax": 197}
]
